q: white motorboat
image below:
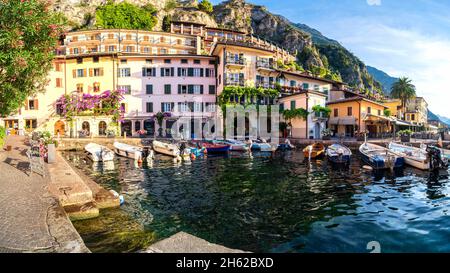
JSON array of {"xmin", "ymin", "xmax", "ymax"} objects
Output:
[
  {"xmin": 84, "ymin": 143, "xmax": 115, "ymax": 162},
  {"xmin": 388, "ymin": 142, "xmax": 430, "ymax": 170},
  {"xmin": 152, "ymin": 140, "xmax": 180, "ymax": 157},
  {"xmin": 113, "ymin": 142, "xmax": 153, "ymax": 161},
  {"xmin": 359, "ymin": 142, "xmax": 404, "ymax": 170},
  {"xmin": 223, "ymin": 139, "xmax": 249, "ymax": 152}
]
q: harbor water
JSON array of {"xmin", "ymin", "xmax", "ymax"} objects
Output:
[{"xmin": 62, "ymin": 150, "xmax": 450, "ymax": 253}]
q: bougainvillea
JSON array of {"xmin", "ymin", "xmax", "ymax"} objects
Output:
[
  {"xmin": 56, "ymin": 90, "xmax": 125, "ymax": 122},
  {"xmin": 0, "ymin": 0, "xmax": 67, "ymax": 116}
]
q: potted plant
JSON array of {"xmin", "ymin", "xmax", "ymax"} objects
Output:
[
  {"xmin": 321, "ymin": 129, "xmax": 332, "ymax": 140},
  {"xmin": 398, "ymin": 129, "xmax": 412, "ymax": 142},
  {"xmin": 137, "ymin": 129, "xmax": 147, "ymax": 138}
]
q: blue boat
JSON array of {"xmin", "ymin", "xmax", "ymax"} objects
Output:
[
  {"xmin": 203, "ymin": 143, "xmax": 231, "ymax": 154},
  {"xmin": 359, "ymin": 143, "xmax": 404, "ymax": 170},
  {"xmin": 326, "ymin": 144, "xmax": 352, "ymax": 165}
]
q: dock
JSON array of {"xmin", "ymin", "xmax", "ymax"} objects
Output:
[{"xmin": 142, "ymin": 232, "xmax": 247, "ymax": 253}]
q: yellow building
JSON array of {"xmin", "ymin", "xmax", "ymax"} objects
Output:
[
  {"xmin": 405, "ymin": 97, "xmax": 428, "ymax": 127},
  {"xmin": 327, "ymin": 97, "xmax": 390, "ymax": 138},
  {"xmin": 384, "ymin": 99, "xmax": 402, "ymax": 119}
]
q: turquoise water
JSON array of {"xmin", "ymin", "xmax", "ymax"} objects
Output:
[{"xmin": 63, "ymin": 151, "xmax": 450, "ymax": 253}]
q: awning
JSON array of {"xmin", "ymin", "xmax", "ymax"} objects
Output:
[
  {"xmin": 328, "ymin": 117, "xmax": 356, "ymax": 125},
  {"xmin": 363, "ymin": 114, "xmax": 392, "ymax": 123}
]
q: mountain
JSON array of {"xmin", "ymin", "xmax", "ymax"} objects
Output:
[
  {"xmin": 366, "ymin": 66, "xmax": 398, "ymax": 95},
  {"xmin": 437, "ymin": 115, "xmax": 450, "ymax": 126}
]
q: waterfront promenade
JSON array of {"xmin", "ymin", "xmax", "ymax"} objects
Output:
[{"xmin": 0, "ymin": 136, "xmax": 89, "ymax": 253}]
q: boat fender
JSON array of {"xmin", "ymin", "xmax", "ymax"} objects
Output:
[
  {"xmin": 119, "ymin": 195, "xmax": 125, "ymax": 206},
  {"xmin": 190, "ymin": 153, "xmax": 196, "ymax": 160}
]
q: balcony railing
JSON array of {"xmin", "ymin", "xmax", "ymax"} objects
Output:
[
  {"xmin": 312, "ymin": 111, "xmax": 329, "ymax": 120},
  {"xmin": 256, "ymin": 60, "xmax": 275, "ymax": 70},
  {"xmin": 255, "ymin": 83, "xmax": 275, "ymax": 89},
  {"xmin": 225, "ymin": 78, "xmax": 245, "ymax": 86},
  {"xmin": 225, "ymin": 57, "xmax": 246, "ymax": 66}
]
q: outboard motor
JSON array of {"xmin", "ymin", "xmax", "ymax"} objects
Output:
[
  {"xmin": 426, "ymin": 146, "xmax": 448, "ymax": 171},
  {"xmin": 179, "ymin": 142, "xmax": 187, "ymax": 157}
]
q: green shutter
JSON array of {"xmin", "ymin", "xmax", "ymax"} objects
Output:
[
  {"xmin": 171, "ymin": 68, "xmax": 174, "ymax": 76},
  {"xmin": 178, "ymin": 85, "xmax": 181, "ymax": 94},
  {"xmin": 188, "ymin": 68, "xmax": 194, "ymax": 77},
  {"xmin": 200, "ymin": 85, "xmax": 204, "ymax": 94},
  {"xmin": 209, "ymin": 85, "xmax": 215, "ymax": 95},
  {"xmin": 291, "ymin": 100, "xmax": 296, "ymax": 110},
  {"xmin": 160, "ymin": 68, "xmax": 164, "ymax": 77},
  {"xmin": 188, "ymin": 85, "xmax": 194, "ymax": 94},
  {"xmin": 200, "ymin": 68, "xmax": 204, "ymax": 77},
  {"xmin": 146, "ymin": 85, "xmax": 153, "ymax": 94},
  {"xmin": 165, "ymin": 84, "xmax": 171, "ymax": 94}
]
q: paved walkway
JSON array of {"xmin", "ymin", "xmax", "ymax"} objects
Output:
[{"xmin": 0, "ymin": 136, "xmax": 89, "ymax": 253}]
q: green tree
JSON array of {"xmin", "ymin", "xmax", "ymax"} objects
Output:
[
  {"xmin": 0, "ymin": 0, "xmax": 65, "ymax": 116},
  {"xmin": 162, "ymin": 15, "xmax": 172, "ymax": 32},
  {"xmin": 198, "ymin": 0, "xmax": 213, "ymax": 14},
  {"xmin": 95, "ymin": 1, "xmax": 158, "ymax": 30},
  {"xmin": 390, "ymin": 77, "xmax": 416, "ymax": 119}
]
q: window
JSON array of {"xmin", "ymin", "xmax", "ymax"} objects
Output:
[
  {"xmin": 146, "ymin": 85, "xmax": 153, "ymax": 94},
  {"xmin": 76, "ymin": 83, "xmax": 83, "ymax": 93},
  {"xmin": 108, "ymin": 33, "xmax": 114, "ymax": 39},
  {"xmin": 367, "ymin": 107, "xmax": 371, "ymax": 114},
  {"xmin": 90, "ymin": 68, "xmax": 103, "ymax": 77},
  {"xmin": 178, "ymin": 68, "xmax": 188, "ymax": 77},
  {"xmin": 143, "ymin": 47, "xmax": 150, "ymax": 53},
  {"xmin": 193, "ymin": 59, "xmax": 201, "ymax": 64},
  {"xmin": 290, "ymin": 80, "xmax": 296, "ymax": 87},
  {"xmin": 28, "ymin": 100, "xmax": 36, "ymax": 110},
  {"xmin": 25, "ymin": 119, "xmax": 37, "ymax": 130},
  {"xmin": 119, "ymin": 68, "xmax": 131, "ymax": 77},
  {"xmin": 194, "ymin": 102, "xmax": 202, "ymax": 112},
  {"xmin": 279, "ymin": 103, "xmax": 284, "ymax": 112},
  {"xmin": 193, "ymin": 85, "xmax": 202, "ymax": 94},
  {"xmin": 314, "ymin": 85, "xmax": 320, "ymax": 91},
  {"xmin": 55, "ymin": 63, "xmax": 62, "ymax": 72},
  {"xmin": 178, "ymin": 85, "xmax": 188, "ymax": 94},
  {"xmin": 126, "ymin": 34, "xmax": 132, "ymax": 40},
  {"xmin": 146, "ymin": 102, "xmax": 153, "ymax": 113},
  {"xmin": 411, "ymin": 114, "xmax": 416, "ymax": 120},
  {"xmin": 118, "ymin": 85, "xmax": 131, "ymax": 94},
  {"xmin": 290, "ymin": 100, "xmax": 296, "ymax": 110},
  {"xmin": 161, "ymin": 102, "xmax": 173, "ymax": 112},
  {"xmin": 108, "ymin": 45, "xmax": 115, "ymax": 52},
  {"xmin": 206, "ymin": 68, "xmax": 215, "ymax": 77},
  {"xmin": 76, "ymin": 69, "xmax": 85, "ymax": 78},
  {"xmin": 164, "ymin": 84, "xmax": 171, "ymax": 94},
  {"xmin": 73, "ymin": 48, "xmax": 79, "ymax": 54},
  {"xmin": 125, "ymin": 46, "xmax": 133, "ymax": 52},
  {"xmin": 334, "ymin": 108, "xmax": 339, "ymax": 117},
  {"xmin": 209, "ymin": 60, "xmax": 216, "ymax": 65},
  {"xmin": 178, "ymin": 102, "xmax": 189, "ymax": 112},
  {"xmin": 205, "ymin": 103, "xmax": 216, "ymax": 113},
  {"xmin": 181, "ymin": 59, "xmax": 188, "ymax": 64},
  {"xmin": 56, "ymin": 78, "xmax": 63, "ymax": 88},
  {"xmin": 164, "ymin": 59, "xmax": 171, "ymax": 64},
  {"xmin": 93, "ymin": 56, "xmax": 99, "ymax": 63},
  {"xmin": 120, "ymin": 103, "xmax": 127, "ymax": 113},
  {"xmin": 93, "ymin": 82, "xmax": 100, "ymax": 92},
  {"xmin": 142, "ymin": 67, "xmax": 156, "ymax": 77},
  {"xmin": 161, "ymin": 67, "xmax": 174, "ymax": 77},
  {"xmin": 209, "ymin": 85, "xmax": 215, "ymax": 95},
  {"xmin": 120, "ymin": 59, "xmax": 127, "ymax": 64},
  {"xmin": 76, "ymin": 58, "xmax": 83, "ymax": 64},
  {"xmin": 347, "ymin": 107, "xmax": 352, "ymax": 116},
  {"xmin": 146, "ymin": 59, "xmax": 152, "ymax": 64},
  {"xmin": 302, "ymin": 83, "xmax": 309, "ymax": 90},
  {"xmin": 378, "ymin": 109, "xmax": 381, "ymax": 116},
  {"xmin": 193, "ymin": 68, "xmax": 203, "ymax": 77}
]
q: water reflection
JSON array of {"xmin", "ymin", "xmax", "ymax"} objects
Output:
[{"xmin": 63, "ymin": 150, "xmax": 450, "ymax": 253}]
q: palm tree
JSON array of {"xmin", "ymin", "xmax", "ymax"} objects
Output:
[{"xmin": 390, "ymin": 77, "xmax": 416, "ymax": 119}]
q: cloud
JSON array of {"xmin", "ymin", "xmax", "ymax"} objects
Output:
[
  {"xmin": 367, "ymin": 0, "xmax": 381, "ymax": 6},
  {"xmin": 333, "ymin": 18, "xmax": 450, "ymax": 116}
]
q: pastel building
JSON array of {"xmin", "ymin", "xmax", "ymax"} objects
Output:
[{"xmin": 405, "ymin": 97, "xmax": 428, "ymax": 127}]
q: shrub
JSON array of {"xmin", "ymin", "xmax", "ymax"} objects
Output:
[
  {"xmin": 397, "ymin": 129, "xmax": 413, "ymax": 136},
  {"xmin": 198, "ymin": 0, "xmax": 213, "ymax": 14},
  {"xmin": 0, "ymin": 126, "xmax": 5, "ymax": 147},
  {"xmin": 95, "ymin": 1, "xmax": 158, "ymax": 30}
]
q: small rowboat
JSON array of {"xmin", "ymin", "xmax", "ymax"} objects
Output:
[
  {"xmin": 359, "ymin": 142, "xmax": 404, "ymax": 170},
  {"xmin": 85, "ymin": 143, "xmax": 115, "ymax": 162},
  {"xmin": 202, "ymin": 143, "xmax": 231, "ymax": 154},
  {"xmin": 152, "ymin": 140, "xmax": 180, "ymax": 157},
  {"xmin": 249, "ymin": 139, "xmax": 277, "ymax": 152},
  {"xmin": 113, "ymin": 142, "xmax": 153, "ymax": 161},
  {"xmin": 223, "ymin": 139, "xmax": 249, "ymax": 152},
  {"xmin": 303, "ymin": 143, "xmax": 325, "ymax": 159},
  {"xmin": 388, "ymin": 142, "xmax": 429, "ymax": 170},
  {"xmin": 326, "ymin": 144, "xmax": 352, "ymax": 165}
]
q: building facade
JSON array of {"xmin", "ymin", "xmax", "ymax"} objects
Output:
[{"xmin": 405, "ymin": 97, "xmax": 428, "ymax": 127}]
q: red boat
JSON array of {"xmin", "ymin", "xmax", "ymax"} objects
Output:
[{"xmin": 202, "ymin": 143, "xmax": 231, "ymax": 154}]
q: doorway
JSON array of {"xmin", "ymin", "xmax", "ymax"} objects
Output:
[{"xmin": 54, "ymin": 120, "xmax": 66, "ymax": 136}]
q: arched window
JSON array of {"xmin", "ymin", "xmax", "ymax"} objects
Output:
[{"xmin": 98, "ymin": 121, "xmax": 107, "ymax": 136}]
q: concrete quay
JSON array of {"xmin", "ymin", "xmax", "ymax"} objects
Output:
[
  {"xmin": 0, "ymin": 136, "xmax": 89, "ymax": 253},
  {"xmin": 142, "ymin": 232, "xmax": 247, "ymax": 253}
]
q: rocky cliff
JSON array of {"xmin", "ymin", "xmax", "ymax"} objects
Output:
[{"xmin": 51, "ymin": 0, "xmax": 382, "ymax": 92}]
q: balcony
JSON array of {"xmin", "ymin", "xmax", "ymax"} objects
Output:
[
  {"xmin": 312, "ymin": 111, "xmax": 329, "ymax": 121},
  {"xmin": 256, "ymin": 59, "xmax": 275, "ymax": 71},
  {"xmin": 255, "ymin": 82, "xmax": 275, "ymax": 89},
  {"xmin": 279, "ymin": 86, "xmax": 308, "ymax": 95},
  {"xmin": 225, "ymin": 78, "xmax": 245, "ymax": 87},
  {"xmin": 225, "ymin": 57, "xmax": 246, "ymax": 68}
]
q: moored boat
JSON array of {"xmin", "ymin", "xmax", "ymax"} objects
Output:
[
  {"xmin": 388, "ymin": 142, "xmax": 429, "ymax": 170},
  {"xmin": 326, "ymin": 144, "xmax": 352, "ymax": 165},
  {"xmin": 113, "ymin": 142, "xmax": 154, "ymax": 161},
  {"xmin": 278, "ymin": 139, "xmax": 295, "ymax": 151},
  {"xmin": 85, "ymin": 143, "xmax": 115, "ymax": 162},
  {"xmin": 303, "ymin": 143, "xmax": 325, "ymax": 159},
  {"xmin": 202, "ymin": 143, "xmax": 231, "ymax": 154},
  {"xmin": 152, "ymin": 140, "xmax": 180, "ymax": 157},
  {"xmin": 359, "ymin": 142, "xmax": 404, "ymax": 170},
  {"xmin": 249, "ymin": 139, "xmax": 277, "ymax": 152},
  {"xmin": 222, "ymin": 139, "xmax": 249, "ymax": 152}
]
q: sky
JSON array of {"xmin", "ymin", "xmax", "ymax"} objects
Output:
[{"xmin": 211, "ymin": 0, "xmax": 450, "ymax": 117}]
